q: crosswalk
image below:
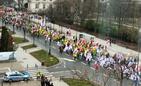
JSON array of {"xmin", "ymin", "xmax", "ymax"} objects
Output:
[
  {"xmin": 27, "ymin": 67, "xmax": 50, "ymax": 80},
  {"xmin": 27, "ymin": 67, "xmax": 80, "ymax": 81}
]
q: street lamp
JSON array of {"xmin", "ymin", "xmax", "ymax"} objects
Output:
[
  {"xmin": 12, "ymin": 42, "xmax": 18, "ymax": 60},
  {"xmin": 44, "ymin": 35, "xmax": 48, "ymax": 46},
  {"xmin": 48, "ymin": 1, "xmax": 53, "ymax": 55},
  {"xmin": 22, "ymin": 25, "xmax": 26, "ymax": 42},
  {"xmin": 32, "ymin": 32, "xmax": 35, "ymax": 46},
  {"xmin": 48, "ymin": 35, "xmax": 52, "ymax": 55}
]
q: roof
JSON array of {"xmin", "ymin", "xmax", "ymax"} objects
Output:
[{"xmin": 6, "ymin": 71, "xmax": 20, "ymax": 75}]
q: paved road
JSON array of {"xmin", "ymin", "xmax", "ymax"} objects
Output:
[{"xmin": 0, "ymin": 20, "xmax": 137, "ymax": 86}]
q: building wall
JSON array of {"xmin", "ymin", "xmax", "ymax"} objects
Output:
[{"xmin": 28, "ymin": 0, "xmax": 55, "ymax": 13}]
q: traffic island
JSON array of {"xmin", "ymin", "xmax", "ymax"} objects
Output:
[
  {"xmin": 13, "ymin": 37, "xmax": 28, "ymax": 44},
  {"xmin": 22, "ymin": 44, "xmax": 37, "ymax": 50},
  {"xmin": 63, "ymin": 78, "xmax": 99, "ymax": 86},
  {"xmin": 30, "ymin": 50, "xmax": 59, "ymax": 67}
]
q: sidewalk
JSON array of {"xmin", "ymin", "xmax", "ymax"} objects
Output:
[
  {"xmin": 15, "ymin": 47, "xmax": 41, "ymax": 68},
  {"xmin": 32, "ymin": 18, "xmax": 141, "ymax": 65}
]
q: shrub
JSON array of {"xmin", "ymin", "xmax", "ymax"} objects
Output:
[
  {"xmin": 82, "ymin": 20, "xmax": 100, "ymax": 33},
  {"xmin": 0, "ymin": 26, "xmax": 13, "ymax": 52}
]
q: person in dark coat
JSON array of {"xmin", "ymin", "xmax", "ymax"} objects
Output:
[
  {"xmin": 49, "ymin": 83, "xmax": 54, "ymax": 86},
  {"xmin": 41, "ymin": 75, "xmax": 45, "ymax": 86},
  {"xmin": 45, "ymin": 77, "xmax": 50, "ymax": 86}
]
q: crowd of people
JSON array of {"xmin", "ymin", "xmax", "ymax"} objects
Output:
[
  {"xmin": 28, "ymin": 20, "xmax": 141, "ymax": 80},
  {"xmin": 28, "ymin": 16, "xmax": 141, "ymax": 85},
  {"xmin": 3, "ymin": 9, "xmax": 141, "ymax": 85},
  {"xmin": 40, "ymin": 75, "xmax": 54, "ymax": 86}
]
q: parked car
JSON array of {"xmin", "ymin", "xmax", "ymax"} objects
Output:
[{"xmin": 3, "ymin": 71, "xmax": 31, "ymax": 82}]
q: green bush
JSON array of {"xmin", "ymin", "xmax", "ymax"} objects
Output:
[
  {"xmin": 109, "ymin": 26, "xmax": 118, "ymax": 38},
  {"xmin": 0, "ymin": 26, "xmax": 13, "ymax": 52},
  {"xmin": 82, "ymin": 20, "xmax": 100, "ymax": 33}
]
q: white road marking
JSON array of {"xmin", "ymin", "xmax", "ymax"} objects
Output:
[
  {"xmin": 50, "ymin": 70, "xmax": 81, "ymax": 74},
  {"xmin": 61, "ymin": 58, "xmax": 74, "ymax": 62},
  {"xmin": 64, "ymin": 61, "xmax": 66, "ymax": 68}
]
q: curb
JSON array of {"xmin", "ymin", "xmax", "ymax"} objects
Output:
[{"xmin": 42, "ymin": 54, "xmax": 63, "ymax": 69}]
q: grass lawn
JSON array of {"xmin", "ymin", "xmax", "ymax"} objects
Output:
[
  {"xmin": 30, "ymin": 50, "xmax": 59, "ymax": 67},
  {"xmin": 13, "ymin": 37, "xmax": 28, "ymax": 44},
  {"xmin": 63, "ymin": 78, "xmax": 98, "ymax": 86},
  {"xmin": 22, "ymin": 44, "xmax": 37, "ymax": 50}
]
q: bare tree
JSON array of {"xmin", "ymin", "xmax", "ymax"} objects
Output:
[
  {"xmin": 45, "ymin": 0, "xmax": 97, "ymax": 25},
  {"xmin": 0, "ymin": 0, "xmax": 14, "ymax": 6}
]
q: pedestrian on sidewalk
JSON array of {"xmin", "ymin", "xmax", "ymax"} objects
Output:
[
  {"xmin": 49, "ymin": 83, "xmax": 54, "ymax": 86},
  {"xmin": 59, "ymin": 46, "xmax": 63, "ymax": 54},
  {"xmin": 35, "ymin": 64, "xmax": 38, "ymax": 69},
  {"xmin": 41, "ymin": 74, "xmax": 45, "ymax": 86},
  {"xmin": 45, "ymin": 77, "xmax": 50, "ymax": 86},
  {"xmin": 110, "ymin": 38, "xmax": 112, "ymax": 46}
]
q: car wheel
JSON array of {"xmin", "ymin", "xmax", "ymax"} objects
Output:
[
  {"xmin": 9, "ymin": 79, "xmax": 12, "ymax": 82},
  {"xmin": 24, "ymin": 78, "xmax": 28, "ymax": 81}
]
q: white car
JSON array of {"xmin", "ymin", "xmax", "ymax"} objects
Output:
[{"xmin": 3, "ymin": 71, "xmax": 31, "ymax": 82}]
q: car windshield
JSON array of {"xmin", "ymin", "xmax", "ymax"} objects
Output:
[
  {"xmin": 20, "ymin": 71, "xmax": 29, "ymax": 75},
  {"xmin": 4, "ymin": 74, "xmax": 7, "ymax": 76}
]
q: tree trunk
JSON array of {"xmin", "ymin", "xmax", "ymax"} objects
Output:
[{"xmin": 96, "ymin": 0, "xmax": 100, "ymax": 23}]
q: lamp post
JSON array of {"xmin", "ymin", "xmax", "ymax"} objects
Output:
[
  {"xmin": 48, "ymin": 1, "xmax": 53, "ymax": 55},
  {"xmin": 11, "ymin": 42, "xmax": 18, "ymax": 69},
  {"xmin": 12, "ymin": 42, "xmax": 18, "ymax": 60},
  {"xmin": 32, "ymin": 32, "xmax": 35, "ymax": 46},
  {"xmin": 45, "ymin": 35, "xmax": 47, "ymax": 46},
  {"xmin": 22, "ymin": 24, "xmax": 26, "ymax": 41},
  {"xmin": 48, "ymin": 35, "xmax": 52, "ymax": 55}
]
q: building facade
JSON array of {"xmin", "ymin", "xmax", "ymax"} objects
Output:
[{"xmin": 28, "ymin": 0, "xmax": 55, "ymax": 13}]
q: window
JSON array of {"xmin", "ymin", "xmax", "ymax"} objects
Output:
[
  {"xmin": 35, "ymin": 3, "xmax": 39, "ymax": 8},
  {"xmin": 43, "ymin": 4, "xmax": 46, "ymax": 9}
]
